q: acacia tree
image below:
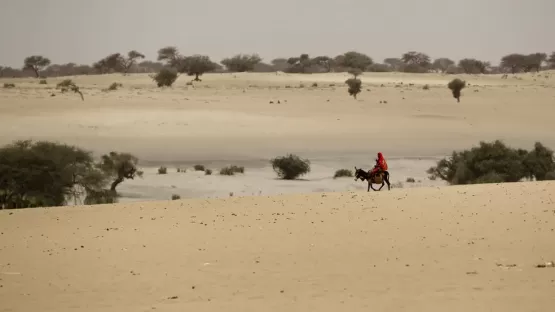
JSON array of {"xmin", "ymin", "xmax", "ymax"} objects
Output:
[
  {"xmin": 458, "ymin": 58, "xmax": 488, "ymax": 74},
  {"xmin": 523, "ymin": 53, "xmax": 547, "ymax": 72},
  {"xmin": 286, "ymin": 54, "xmax": 312, "ymax": 73},
  {"xmin": 93, "ymin": 53, "xmax": 124, "ymax": 74},
  {"xmin": 401, "ymin": 51, "xmax": 431, "ymax": 73},
  {"xmin": 500, "ymin": 54, "xmax": 526, "ymax": 74},
  {"xmin": 384, "ymin": 58, "xmax": 403, "ymax": 71},
  {"xmin": 0, "ymin": 140, "xmax": 107, "ymax": 208},
  {"xmin": 432, "ymin": 58, "xmax": 455, "ymax": 73},
  {"xmin": 336, "ymin": 51, "xmax": 373, "ymax": 71},
  {"xmin": 157, "ymin": 46, "xmax": 182, "ymax": 68},
  {"xmin": 221, "ymin": 54, "xmax": 262, "ymax": 72},
  {"xmin": 311, "ymin": 56, "xmax": 334, "ymax": 72},
  {"xmin": 23, "ymin": 55, "xmax": 51, "ymax": 78},
  {"xmin": 548, "ymin": 52, "xmax": 555, "ymax": 69},
  {"xmin": 121, "ymin": 50, "xmax": 145, "ymax": 74},
  {"xmin": 270, "ymin": 58, "xmax": 289, "ymax": 71},
  {"xmin": 427, "ymin": 140, "xmax": 554, "ymax": 184},
  {"xmin": 181, "ymin": 55, "xmax": 217, "ymax": 81},
  {"xmin": 97, "ymin": 152, "xmax": 142, "ymax": 191}
]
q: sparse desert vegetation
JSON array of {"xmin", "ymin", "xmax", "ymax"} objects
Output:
[
  {"xmin": 1, "ymin": 6, "xmax": 555, "ymax": 312},
  {"xmin": 271, "ymin": 154, "xmax": 311, "ymax": 180},
  {"xmin": 334, "ymin": 169, "xmax": 353, "ymax": 178}
]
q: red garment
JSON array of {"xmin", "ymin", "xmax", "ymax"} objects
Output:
[{"xmin": 370, "ymin": 152, "xmax": 388, "ymax": 175}]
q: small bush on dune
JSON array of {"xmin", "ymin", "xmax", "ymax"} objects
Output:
[
  {"xmin": 448, "ymin": 78, "xmax": 466, "ymax": 102},
  {"xmin": 3, "ymin": 83, "xmax": 15, "ymax": 88},
  {"xmin": 422, "ymin": 84, "xmax": 430, "ymax": 90},
  {"xmin": 271, "ymin": 154, "xmax": 311, "ymax": 180},
  {"xmin": 171, "ymin": 194, "xmax": 181, "ymax": 200},
  {"xmin": 151, "ymin": 68, "xmax": 178, "ymax": 87},
  {"xmin": 56, "ymin": 79, "xmax": 84, "ymax": 100},
  {"xmin": 334, "ymin": 169, "xmax": 353, "ymax": 178},
  {"xmin": 229, "ymin": 165, "xmax": 244, "ymax": 174},
  {"xmin": 39, "ymin": 79, "xmax": 47, "ymax": 85},
  {"xmin": 406, "ymin": 177, "xmax": 416, "ymax": 183},
  {"xmin": 158, "ymin": 166, "xmax": 167, "ymax": 174},
  {"xmin": 194, "ymin": 164, "xmax": 205, "ymax": 171},
  {"xmin": 205, "ymin": 169, "xmax": 213, "ymax": 175},
  {"xmin": 108, "ymin": 82, "xmax": 122, "ymax": 90},
  {"xmin": 220, "ymin": 167, "xmax": 235, "ymax": 176},
  {"xmin": 345, "ymin": 78, "xmax": 362, "ymax": 99},
  {"xmin": 219, "ymin": 165, "xmax": 245, "ymax": 176}
]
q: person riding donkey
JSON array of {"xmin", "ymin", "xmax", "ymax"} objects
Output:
[{"xmin": 369, "ymin": 152, "xmax": 388, "ymax": 178}]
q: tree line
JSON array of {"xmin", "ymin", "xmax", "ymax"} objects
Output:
[{"xmin": 2, "ymin": 49, "xmax": 555, "ymax": 78}]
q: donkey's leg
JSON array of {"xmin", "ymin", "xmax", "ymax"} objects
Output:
[
  {"xmin": 369, "ymin": 183, "xmax": 377, "ymax": 191},
  {"xmin": 385, "ymin": 173, "xmax": 391, "ymax": 190},
  {"xmin": 378, "ymin": 182, "xmax": 384, "ymax": 191}
]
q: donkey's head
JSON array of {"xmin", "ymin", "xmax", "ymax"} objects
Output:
[{"xmin": 354, "ymin": 166, "xmax": 368, "ymax": 182}]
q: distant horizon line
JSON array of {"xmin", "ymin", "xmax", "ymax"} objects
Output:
[{"xmin": 2, "ymin": 49, "xmax": 554, "ymax": 69}]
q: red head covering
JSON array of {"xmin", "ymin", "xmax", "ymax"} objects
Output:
[{"xmin": 377, "ymin": 152, "xmax": 383, "ymax": 160}]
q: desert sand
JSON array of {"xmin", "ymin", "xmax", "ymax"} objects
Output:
[
  {"xmin": 1, "ymin": 71, "xmax": 555, "ymax": 311},
  {"xmin": 1, "ymin": 182, "xmax": 555, "ymax": 311}
]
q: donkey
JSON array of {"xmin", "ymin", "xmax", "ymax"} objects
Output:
[{"xmin": 354, "ymin": 166, "xmax": 391, "ymax": 192}]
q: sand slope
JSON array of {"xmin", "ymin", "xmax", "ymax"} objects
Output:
[{"xmin": 1, "ymin": 182, "xmax": 554, "ymax": 312}]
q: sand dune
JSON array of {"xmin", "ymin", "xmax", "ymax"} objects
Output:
[
  {"xmin": 1, "ymin": 72, "xmax": 555, "ymax": 310},
  {"xmin": 1, "ymin": 182, "xmax": 554, "ymax": 311}
]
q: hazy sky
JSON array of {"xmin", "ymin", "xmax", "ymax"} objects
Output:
[{"xmin": 1, "ymin": 0, "xmax": 553, "ymax": 67}]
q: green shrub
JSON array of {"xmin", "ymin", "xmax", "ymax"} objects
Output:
[
  {"xmin": 194, "ymin": 164, "xmax": 205, "ymax": 171},
  {"xmin": 39, "ymin": 79, "xmax": 47, "ymax": 85},
  {"xmin": 56, "ymin": 79, "xmax": 84, "ymax": 100},
  {"xmin": 220, "ymin": 167, "xmax": 235, "ymax": 175},
  {"xmin": 427, "ymin": 140, "xmax": 555, "ymax": 185},
  {"xmin": 3, "ymin": 83, "xmax": 15, "ymax": 88},
  {"xmin": 151, "ymin": 68, "xmax": 178, "ymax": 87},
  {"xmin": 219, "ymin": 165, "xmax": 244, "ymax": 176},
  {"xmin": 270, "ymin": 154, "xmax": 311, "ymax": 180},
  {"xmin": 345, "ymin": 78, "xmax": 362, "ymax": 99},
  {"xmin": 158, "ymin": 166, "xmax": 167, "ymax": 174},
  {"xmin": 108, "ymin": 82, "xmax": 122, "ymax": 90},
  {"xmin": 448, "ymin": 78, "xmax": 466, "ymax": 102},
  {"xmin": 334, "ymin": 169, "xmax": 353, "ymax": 178}
]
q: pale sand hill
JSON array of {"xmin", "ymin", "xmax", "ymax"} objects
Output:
[
  {"xmin": 1, "ymin": 182, "xmax": 554, "ymax": 312},
  {"xmin": 1, "ymin": 71, "xmax": 555, "ymax": 201},
  {"xmin": 1, "ymin": 71, "xmax": 555, "ymax": 162}
]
